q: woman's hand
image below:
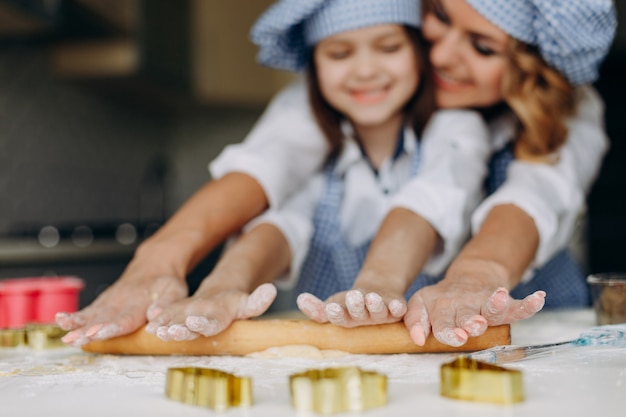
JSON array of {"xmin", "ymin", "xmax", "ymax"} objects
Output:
[
  {"xmin": 56, "ymin": 272, "xmax": 188, "ymax": 347},
  {"xmin": 404, "ymin": 259, "xmax": 546, "ymax": 347}
]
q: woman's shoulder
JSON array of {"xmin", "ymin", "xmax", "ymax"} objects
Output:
[
  {"xmin": 267, "ymin": 76, "xmax": 310, "ymax": 109},
  {"xmin": 572, "ymin": 86, "xmax": 605, "ymax": 123},
  {"xmin": 420, "ymin": 109, "xmax": 492, "ymax": 153}
]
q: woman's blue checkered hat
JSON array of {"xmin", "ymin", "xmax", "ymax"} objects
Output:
[
  {"xmin": 250, "ymin": 0, "xmax": 421, "ymax": 72},
  {"xmin": 466, "ymin": 0, "xmax": 617, "ymax": 85}
]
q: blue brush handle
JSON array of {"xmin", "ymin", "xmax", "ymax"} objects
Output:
[
  {"xmin": 574, "ymin": 324, "xmax": 626, "ymax": 346},
  {"xmin": 467, "ymin": 324, "xmax": 626, "ymax": 364}
]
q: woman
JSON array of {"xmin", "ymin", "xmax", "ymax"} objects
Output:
[
  {"xmin": 301, "ymin": 0, "xmax": 615, "ymax": 346},
  {"xmin": 57, "ymin": 0, "xmax": 616, "ymax": 348},
  {"xmin": 399, "ymin": 0, "xmax": 616, "ymax": 346}
]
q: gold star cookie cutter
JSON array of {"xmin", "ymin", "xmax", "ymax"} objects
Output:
[
  {"xmin": 440, "ymin": 356, "xmax": 524, "ymax": 404},
  {"xmin": 289, "ymin": 366, "xmax": 387, "ymax": 414},
  {"xmin": 165, "ymin": 367, "xmax": 252, "ymax": 411}
]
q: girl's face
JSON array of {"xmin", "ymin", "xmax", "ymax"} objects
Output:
[
  {"xmin": 314, "ymin": 24, "xmax": 419, "ymax": 131},
  {"xmin": 422, "ymin": 0, "xmax": 510, "ymax": 109}
]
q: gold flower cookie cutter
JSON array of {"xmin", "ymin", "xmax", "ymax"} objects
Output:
[
  {"xmin": 165, "ymin": 367, "xmax": 252, "ymax": 411},
  {"xmin": 289, "ymin": 366, "xmax": 387, "ymax": 414},
  {"xmin": 440, "ymin": 356, "xmax": 524, "ymax": 404}
]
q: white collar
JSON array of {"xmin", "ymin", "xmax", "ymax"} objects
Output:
[{"xmin": 334, "ymin": 120, "xmax": 417, "ymax": 175}]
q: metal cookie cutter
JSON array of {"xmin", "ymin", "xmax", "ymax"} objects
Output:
[
  {"xmin": 290, "ymin": 366, "xmax": 387, "ymax": 414},
  {"xmin": 0, "ymin": 328, "xmax": 26, "ymax": 348},
  {"xmin": 165, "ymin": 367, "xmax": 252, "ymax": 411},
  {"xmin": 440, "ymin": 356, "xmax": 524, "ymax": 404},
  {"xmin": 1, "ymin": 324, "xmax": 67, "ymax": 349},
  {"xmin": 25, "ymin": 324, "xmax": 68, "ymax": 349}
]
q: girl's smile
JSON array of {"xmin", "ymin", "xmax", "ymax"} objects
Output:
[{"xmin": 349, "ymin": 85, "xmax": 391, "ymax": 104}]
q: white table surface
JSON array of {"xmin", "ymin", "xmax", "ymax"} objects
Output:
[{"xmin": 1, "ymin": 308, "xmax": 625, "ymax": 417}]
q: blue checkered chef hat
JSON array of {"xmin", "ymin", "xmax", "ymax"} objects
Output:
[
  {"xmin": 466, "ymin": 0, "xmax": 617, "ymax": 85},
  {"xmin": 250, "ymin": 0, "xmax": 421, "ymax": 72}
]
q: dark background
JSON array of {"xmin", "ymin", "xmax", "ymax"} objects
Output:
[{"xmin": 588, "ymin": 50, "xmax": 626, "ymax": 275}]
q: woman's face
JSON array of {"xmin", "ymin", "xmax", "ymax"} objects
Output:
[
  {"xmin": 313, "ymin": 24, "xmax": 419, "ymax": 131},
  {"xmin": 422, "ymin": 0, "xmax": 510, "ymax": 109}
]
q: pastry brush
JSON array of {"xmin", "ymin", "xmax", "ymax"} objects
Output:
[{"xmin": 466, "ymin": 323, "xmax": 626, "ymax": 364}]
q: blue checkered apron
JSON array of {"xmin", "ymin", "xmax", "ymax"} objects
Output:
[
  {"xmin": 486, "ymin": 144, "xmax": 590, "ymax": 308},
  {"xmin": 295, "ymin": 137, "xmax": 442, "ymax": 302}
]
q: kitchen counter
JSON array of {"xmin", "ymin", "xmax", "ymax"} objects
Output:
[{"xmin": 1, "ymin": 308, "xmax": 624, "ymax": 416}]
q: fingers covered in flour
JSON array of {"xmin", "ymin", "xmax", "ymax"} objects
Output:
[
  {"xmin": 147, "ymin": 283, "xmax": 277, "ymax": 341},
  {"xmin": 58, "ymin": 274, "xmax": 187, "ymax": 347}
]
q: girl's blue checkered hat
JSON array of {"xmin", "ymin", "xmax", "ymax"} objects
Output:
[
  {"xmin": 466, "ymin": 0, "xmax": 617, "ymax": 85},
  {"xmin": 250, "ymin": 0, "xmax": 421, "ymax": 72}
]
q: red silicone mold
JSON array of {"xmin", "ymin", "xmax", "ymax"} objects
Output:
[{"xmin": 0, "ymin": 276, "xmax": 84, "ymax": 329}]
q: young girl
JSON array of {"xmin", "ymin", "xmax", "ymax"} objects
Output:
[
  {"xmin": 140, "ymin": 0, "xmax": 495, "ymax": 342},
  {"xmin": 208, "ymin": 0, "xmax": 616, "ymax": 345}
]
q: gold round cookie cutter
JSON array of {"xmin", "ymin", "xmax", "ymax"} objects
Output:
[
  {"xmin": 289, "ymin": 366, "xmax": 387, "ymax": 414},
  {"xmin": 165, "ymin": 367, "xmax": 252, "ymax": 411}
]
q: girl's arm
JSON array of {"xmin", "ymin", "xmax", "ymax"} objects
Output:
[
  {"xmin": 144, "ymin": 222, "xmax": 292, "ymax": 341},
  {"xmin": 143, "ymin": 171, "xmax": 321, "ymax": 341},
  {"xmin": 299, "ymin": 110, "xmax": 492, "ymax": 326},
  {"xmin": 298, "ymin": 207, "xmax": 438, "ymax": 325}
]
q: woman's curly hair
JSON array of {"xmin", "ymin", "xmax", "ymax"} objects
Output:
[{"xmin": 503, "ymin": 39, "xmax": 577, "ymax": 161}]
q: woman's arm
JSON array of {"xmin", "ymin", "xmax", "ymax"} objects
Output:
[
  {"xmin": 59, "ymin": 172, "xmax": 268, "ymax": 346},
  {"xmin": 404, "ymin": 204, "xmax": 546, "ymax": 347},
  {"xmin": 472, "ymin": 86, "xmax": 609, "ymax": 270},
  {"xmin": 59, "ymin": 82, "xmax": 328, "ymax": 346},
  {"xmin": 210, "ymin": 79, "xmax": 329, "ymax": 207},
  {"xmin": 403, "ymin": 86, "xmax": 608, "ymax": 347}
]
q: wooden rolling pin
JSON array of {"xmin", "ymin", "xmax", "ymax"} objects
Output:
[{"xmin": 82, "ymin": 319, "xmax": 510, "ymax": 356}]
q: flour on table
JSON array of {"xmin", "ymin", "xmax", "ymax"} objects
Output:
[{"xmin": 246, "ymin": 344, "xmax": 349, "ymax": 359}]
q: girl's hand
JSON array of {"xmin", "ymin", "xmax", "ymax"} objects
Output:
[
  {"xmin": 297, "ymin": 289, "xmax": 407, "ymax": 327},
  {"xmin": 144, "ymin": 283, "xmax": 277, "ymax": 341}
]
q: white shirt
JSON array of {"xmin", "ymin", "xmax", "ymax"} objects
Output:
[
  {"xmin": 244, "ymin": 113, "xmax": 490, "ymax": 285},
  {"xmin": 210, "ymin": 80, "xmax": 609, "ymax": 282},
  {"xmin": 471, "ymin": 86, "xmax": 609, "ymax": 279}
]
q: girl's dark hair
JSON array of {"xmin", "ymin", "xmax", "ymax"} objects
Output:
[{"xmin": 305, "ymin": 25, "xmax": 435, "ymax": 158}]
